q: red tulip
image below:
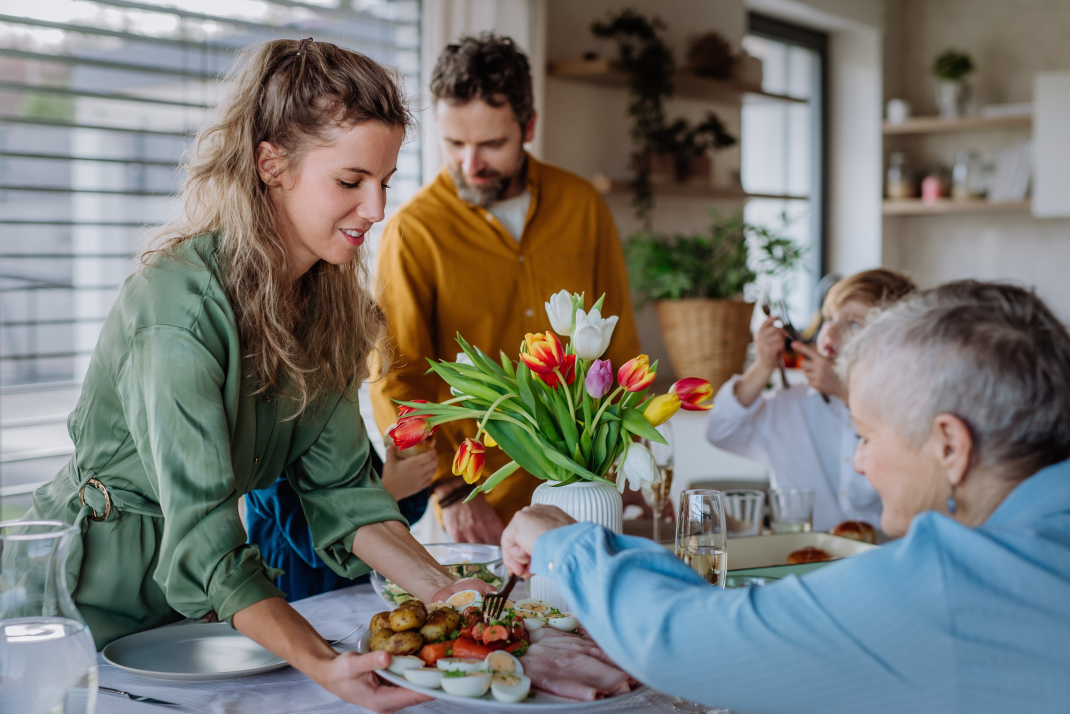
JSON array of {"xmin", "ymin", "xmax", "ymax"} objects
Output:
[
  {"xmin": 397, "ymin": 399, "xmax": 431, "ymax": 421},
  {"xmin": 670, "ymin": 378, "xmax": 714, "ymax": 411},
  {"xmin": 536, "ymin": 354, "xmax": 577, "ymax": 389},
  {"xmin": 452, "ymin": 438, "xmax": 486, "ymax": 484},
  {"xmin": 387, "ymin": 409, "xmax": 436, "ymax": 450},
  {"xmin": 617, "ymin": 355, "xmax": 656, "ymax": 392},
  {"xmin": 519, "ymin": 331, "xmax": 566, "ymax": 375}
]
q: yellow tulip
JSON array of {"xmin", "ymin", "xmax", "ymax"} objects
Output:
[
  {"xmin": 484, "ymin": 432, "xmax": 498, "ymax": 448},
  {"xmin": 643, "ymin": 393, "xmax": 680, "ymax": 427}
]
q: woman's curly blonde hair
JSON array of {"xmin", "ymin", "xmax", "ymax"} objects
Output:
[{"xmin": 144, "ymin": 39, "xmax": 412, "ymax": 418}]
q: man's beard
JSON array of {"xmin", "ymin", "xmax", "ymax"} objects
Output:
[{"xmin": 449, "ymin": 165, "xmax": 513, "ymax": 208}]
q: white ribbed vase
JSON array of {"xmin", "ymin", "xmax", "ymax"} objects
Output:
[{"xmin": 528, "ymin": 481, "xmax": 622, "ymax": 610}]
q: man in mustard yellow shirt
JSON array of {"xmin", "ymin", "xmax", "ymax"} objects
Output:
[{"xmin": 371, "ymin": 34, "xmax": 640, "ymax": 544}]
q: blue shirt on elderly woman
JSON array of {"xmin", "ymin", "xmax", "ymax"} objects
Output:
[{"xmin": 533, "ymin": 458, "xmax": 1070, "ymax": 714}]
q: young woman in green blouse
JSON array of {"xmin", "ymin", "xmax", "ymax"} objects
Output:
[{"xmin": 23, "ymin": 38, "xmax": 480, "ymax": 712}]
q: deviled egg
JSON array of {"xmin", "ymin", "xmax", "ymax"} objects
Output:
[
  {"xmin": 403, "ymin": 667, "xmax": 444, "ymax": 689},
  {"xmin": 440, "ymin": 671, "xmax": 492, "ymax": 698},
  {"xmin": 491, "ymin": 672, "xmax": 532, "ymax": 703},
  {"xmin": 484, "ymin": 650, "xmax": 524, "ymax": 677},
  {"xmin": 521, "ymin": 616, "xmax": 546, "ymax": 632},
  {"xmin": 436, "ymin": 657, "xmax": 486, "ymax": 674},
  {"xmin": 513, "ymin": 598, "xmax": 553, "ymax": 617},
  {"xmin": 446, "ymin": 590, "xmax": 483, "ymax": 610},
  {"xmin": 547, "ymin": 612, "xmax": 579, "ymax": 631},
  {"xmin": 386, "ymin": 655, "xmax": 425, "ymax": 676}
]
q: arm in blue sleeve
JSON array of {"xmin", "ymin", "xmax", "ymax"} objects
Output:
[{"xmin": 532, "ymin": 521, "xmax": 956, "ymax": 714}]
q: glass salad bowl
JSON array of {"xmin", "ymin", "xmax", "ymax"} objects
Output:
[{"xmin": 370, "ymin": 543, "xmax": 507, "ymax": 607}]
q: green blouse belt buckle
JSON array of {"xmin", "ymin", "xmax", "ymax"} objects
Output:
[{"xmin": 78, "ymin": 478, "xmax": 113, "ymax": 522}]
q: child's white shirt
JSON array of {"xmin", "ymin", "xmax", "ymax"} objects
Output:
[{"xmin": 705, "ymin": 375, "xmax": 882, "ymax": 532}]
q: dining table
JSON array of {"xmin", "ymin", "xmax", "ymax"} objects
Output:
[{"xmin": 94, "ymin": 582, "xmax": 682, "ymax": 714}]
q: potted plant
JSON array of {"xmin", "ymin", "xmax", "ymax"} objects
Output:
[
  {"xmin": 626, "ymin": 211, "xmax": 804, "ymax": 390},
  {"xmin": 932, "ymin": 49, "xmax": 974, "ymax": 119},
  {"xmin": 591, "ymin": 10, "xmax": 736, "ymax": 221},
  {"xmin": 646, "ymin": 114, "xmax": 736, "ymax": 184}
]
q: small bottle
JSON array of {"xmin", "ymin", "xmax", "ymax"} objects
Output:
[{"xmin": 886, "ymin": 152, "xmax": 913, "ymax": 199}]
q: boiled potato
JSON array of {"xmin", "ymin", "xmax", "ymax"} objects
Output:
[
  {"xmin": 389, "ymin": 605, "xmax": 427, "ymax": 631},
  {"xmin": 419, "ymin": 608, "xmax": 461, "ymax": 642},
  {"xmin": 368, "ymin": 627, "xmax": 396, "ymax": 651},
  {"xmin": 370, "ymin": 611, "xmax": 392, "ymax": 632},
  {"xmin": 398, "ymin": 599, "xmax": 427, "ymax": 615},
  {"xmin": 383, "ymin": 630, "xmax": 424, "ymax": 655}
]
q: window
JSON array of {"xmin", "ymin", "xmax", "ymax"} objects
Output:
[
  {"xmin": 742, "ymin": 13, "xmax": 827, "ymax": 329},
  {"xmin": 0, "ymin": 0, "xmax": 420, "ymax": 519}
]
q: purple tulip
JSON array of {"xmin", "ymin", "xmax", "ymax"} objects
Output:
[{"xmin": 585, "ymin": 359, "xmax": 614, "ymax": 399}]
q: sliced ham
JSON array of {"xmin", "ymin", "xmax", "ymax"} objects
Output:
[
  {"xmin": 521, "ymin": 636, "xmax": 636, "ymax": 701},
  {"xmin": 528, "ymin": 627, "xmax": 582, "ymax": 643}
]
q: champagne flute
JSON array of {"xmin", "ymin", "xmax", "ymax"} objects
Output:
[
  {"xmin": 640, "ymin": 422, "xmax": 674, "ymax": 543},
  {"xmin": 673, "ymin": 489, "xmax": 730, "ymax": 714}
]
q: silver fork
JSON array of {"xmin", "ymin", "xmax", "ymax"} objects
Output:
[
  {"xmin": 328, "ymin": 624, "xmax": 364, "ymax": 646},
  {"xmin": 482, "ymin": 574, "xmax": 519, "ymax": 623}
]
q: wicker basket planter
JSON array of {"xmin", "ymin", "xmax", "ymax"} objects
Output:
[{"xmin": 655, "ymin": 298, "xmax": 754, "ymax": 390}]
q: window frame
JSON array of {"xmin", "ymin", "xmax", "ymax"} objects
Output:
[{"xmin": 748, "ymin": 12, "xmax": 830, "ymax": 280}]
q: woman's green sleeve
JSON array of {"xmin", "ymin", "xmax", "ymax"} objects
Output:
[
  {"xmin": 286, "ymin": 387, "xmax": 407, "ymax": 579},
  {"xmin": 117, "ymin": 325, "xmax": 284, "ymax": 623}
]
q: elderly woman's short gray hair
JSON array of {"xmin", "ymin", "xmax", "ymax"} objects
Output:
[{"xmin": 840, "ymin": 281, "xmax": 1070, "ymax": 480}]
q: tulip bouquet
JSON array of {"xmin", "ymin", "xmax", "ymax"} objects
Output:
[{"xmin": 389, "ymin": 290, "xmax": 713, "ymax": 501}]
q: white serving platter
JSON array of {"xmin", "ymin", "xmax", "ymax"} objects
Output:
[
  {"xmin": 358, "ymin": 630, "xmax": 645, "ymax": 711},
  {"xmin": 103, "ymin": 622, "xmax": 287, "ymax": 681},
  {"xmin": 727, "ymin": 532, "xmax": 877, "ymax": 570}
]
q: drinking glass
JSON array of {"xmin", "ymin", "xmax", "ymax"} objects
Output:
[
  {"xmin": 768, "ymin": 489, "xmax": 815, "ymax": 533},
  {"xmin": 673, "ymin": 490, "xmax": 729, "ymax": 714},
  {"xmin": 0, "ymin": 520, "xmax": 98, "ymax": 714},
  {"xmin": 640, "ymin": 422, "xmax": 674, "ymax": 544},
  {"xmin": 723, "ymin": 489, "xmax": 765, "ymax": 538}
]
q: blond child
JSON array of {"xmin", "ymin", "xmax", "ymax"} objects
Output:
[{"xmin": 706, "ymin": 269, "xmax": 917, "ymax": 531}]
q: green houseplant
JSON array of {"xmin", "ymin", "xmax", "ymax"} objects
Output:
[
  {"xmin": 626, "ymin": 211, "xmax": 804, "ymax": 388},
  {"xmin": 591, "ymin": 10, "xmax": 736, "ymax": 222},
  {"xmin": 932, "ymin": 49, "xmax": 974, "ymax": 119}
]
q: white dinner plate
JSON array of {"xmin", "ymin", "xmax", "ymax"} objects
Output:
[
  {"xmin": 103, "ymin": 622, "xmax": 288, "ymax": 681},
  {"xmin": 358, "ymin": 630, "xmax": 645, "ymax": 710}
]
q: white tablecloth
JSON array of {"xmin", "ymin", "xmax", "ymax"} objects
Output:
[{"xmin": 94, "ymin": 583, "xmax": 680, "ymax": 714}]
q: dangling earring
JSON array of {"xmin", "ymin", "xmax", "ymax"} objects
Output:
[{"xmin": 947, "ymin": 486, "xmax": 957, "ymax": 515}]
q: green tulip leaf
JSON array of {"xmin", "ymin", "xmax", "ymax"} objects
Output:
[
  {"xmin": 467, "ymin": 461, "xmax": 522, "ymax": 501},
  {"xmin": 621, "ymin": 407, "xmax": 668, "ymax": 444}
]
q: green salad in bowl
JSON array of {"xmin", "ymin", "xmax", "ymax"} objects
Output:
[{"xmin": 370, "ymin": 543, "xmax": 506, "ymax": 606}]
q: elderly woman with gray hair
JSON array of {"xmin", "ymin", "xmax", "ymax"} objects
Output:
[{"xmin": 500, "ymin": 281, "xmax": 1070, "ymax": 714}]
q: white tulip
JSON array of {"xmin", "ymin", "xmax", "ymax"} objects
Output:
[
  {"xmin": 544, "ymin": 290, "xmax": 576, "ymax": 337},
  {"xmin": 572, "ymin": 309, "xmax": 618, "ymax": 361},
  {"xmin": 616, "ymin": 442, "xmax": 662, "ymax": 494},
  {"xmin": 450, "ymin": 352, "xmax": 474, "ymax": 395}
]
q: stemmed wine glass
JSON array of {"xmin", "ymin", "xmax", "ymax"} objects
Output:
[
  {"xmin": 673, "ymin": 490, "xmax": 730, "ymax": 714},
  {"xmin": 640, "ymin": 421, "xmax": 674, "ymax": 544}
]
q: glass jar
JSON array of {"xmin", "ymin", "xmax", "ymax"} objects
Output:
[
  {"xmin": 952, "ymin": 150, "xmax": 981, "ymax": 200},
  {"xmin": 886, "ymin": 152, "xmax": 914, "ymax": 199},
  {"xmin": 0, "ymin": 520, "xmax": 98, "ymax": 714}
]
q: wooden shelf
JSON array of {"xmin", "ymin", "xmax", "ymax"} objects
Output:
[
  {"xmin": 882, "ymin": 199, "xmax": 1031, "ymax": 215},
  {"xmin": 597, "ymin": 178, "xmax": 807, "ymax": 201},
  {"xmin": 883, "ymin": 114, "xmax": 1032, "ymax": 135},
  {"xmin": 548, "ymin": 58, "xmax": 808, "ymax": 105}
]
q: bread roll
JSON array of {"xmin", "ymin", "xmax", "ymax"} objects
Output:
[
  {"xmin": 831, "ymin": 520, "xmax": 877, "ymax": 544},
  {"xmin": 786, "ymin": 546, "xmax": 833, "ymax": 565}
]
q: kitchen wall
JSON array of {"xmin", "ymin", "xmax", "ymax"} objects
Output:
[
  {"xmin": 541, "ymin": 0, "xmax": 748, "ymax": 376},
  {"xmin": 881, "ymin": 0, "xmax": 1070, "ymax": 319}
]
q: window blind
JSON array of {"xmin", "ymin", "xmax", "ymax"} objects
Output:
[
  {"xmin": 0, "ymin": 0, "xmax": 421, "ymax": 506},
  {"xmin": 0, "ymin": 0, "xmax": 421, "ymax": 387}
]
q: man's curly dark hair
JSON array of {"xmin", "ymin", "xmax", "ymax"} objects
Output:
[{"xmin": 430, "ymin": 33, "xmax": 534, "ymax": 126}]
